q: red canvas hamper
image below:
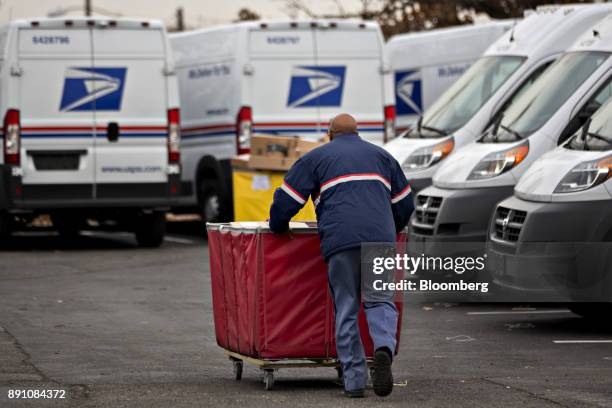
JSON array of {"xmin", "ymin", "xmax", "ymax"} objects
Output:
[{"xmin": 207, "ymin": 223, "xmax": 404, "ymax": 360}]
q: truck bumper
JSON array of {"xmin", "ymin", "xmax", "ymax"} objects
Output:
[
  {"xmin": 0, "ymin": 165, "xmax": 180, "ymax": 211},
  {"xmin": 408, "ymin": 185, "xmax": 514, "ymax": 255},
  {"xmin": 486, "ymin": 195, "xmax": 612, "ymax": 302}
]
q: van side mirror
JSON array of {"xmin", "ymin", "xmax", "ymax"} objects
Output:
[
  {"xmin": 578, "ymin": 101, "xmax": 600, "ymax": 121},
  {"xmin": 581, "ymin": 117, "xmax": 592, "ymax": 140}
]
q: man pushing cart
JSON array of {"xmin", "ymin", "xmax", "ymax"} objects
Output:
[{"xmin": 269, "ymin": 113, "xmax": 415, "ymax": 397}]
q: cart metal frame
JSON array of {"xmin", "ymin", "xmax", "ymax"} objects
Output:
[{"xmin": 226, "ymin": 350, "xmax": 375, "ymax": 390}]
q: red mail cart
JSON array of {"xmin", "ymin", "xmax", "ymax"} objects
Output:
[{"xmin": 207, "ymin": 222, "xmax": 404, "ymax": 390}]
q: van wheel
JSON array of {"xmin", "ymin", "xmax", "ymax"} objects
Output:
[
  {"xmin": 52, "ymin": 214, "xmax": 82, "ymax": 238},
  {"xmin": 0, "ymin": 211, "xmax": 10, "ymax": 245},
  {"xmin": 134, "ymin": 211, "xmax": 166, "ymax": 248},
  {"xmin": 199, "ymin": 180, "xmax": 227, "ymax": 223},
  {"xmin": 568, "ymin": 303, "xmax": 612, "ymax": 320}
]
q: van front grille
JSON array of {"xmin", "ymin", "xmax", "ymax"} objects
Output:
[
  {"xmin": 493, "ymin": 206, "xmax": 527, "ymax": 243},
  {"xmin": 411, "ymin": 194, "xmax": 443, "ymax": 235}
]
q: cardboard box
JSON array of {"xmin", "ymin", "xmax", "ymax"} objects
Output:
[
  {"xmin": 247, "ymin": 134, "xmax": 324, "ymax": 171},
  {"xmin": 296, "ymin": 139, "xmax": 323, "ymax": 155},
  {"xmin": 230, "ymin": 154, "xmax": 250, "ymax": 169}
]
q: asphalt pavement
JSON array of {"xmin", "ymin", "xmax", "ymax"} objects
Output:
[{"xmin": 0, "ymin": 225, "xmax": 611, "ymax": 407}]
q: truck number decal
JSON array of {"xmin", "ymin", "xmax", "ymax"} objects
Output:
[
  {"xmin": 32, "ymin": 35, "xmax": 70, "ymax": 45},
  {"xmin": 267, "ymin": 36, "xmax": 300, "ymax": 45}
]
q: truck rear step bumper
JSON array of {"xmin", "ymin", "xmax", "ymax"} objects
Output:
[{"xmin": 1, "ymin": 165, "xmax": 179, "ymax": 210}]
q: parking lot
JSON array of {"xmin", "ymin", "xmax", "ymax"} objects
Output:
[{"xmin": 0, "ymin": 225, "xmax": 610, "ymax": 408}]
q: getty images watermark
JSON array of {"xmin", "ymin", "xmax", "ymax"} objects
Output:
[
  {"xmin": 360, "ymin": 243, "xmax": 489, "ymax": 303},
  {"xmin": 370, "ymin": 252, "xmax": 489, "ymax": 293},
  {"xmin": 361, "ymin": 241, "xmax": 612, "ymax": 303}
]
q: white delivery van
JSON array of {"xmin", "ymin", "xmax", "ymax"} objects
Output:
[
  {"xmin": 385, "ymin": 4, "xmax": 612, "ymax": 192},
  {"xmin": 0, "ymin": 18, "xmax": 181, "ymax": 247},
  {"xmin": 488, "ymin": 98, "xmax": 612, "ymax": 315},
  {"xmin": 170, "ymin": 20, "xmax": 394, "ymax": 222},
  {"xmin": 387, "ymin": 21, "xmax": 513, "ymax": 133},
  {"xmin": 410, "ymin": 13, "xmax": 612, "ymax": 253}
]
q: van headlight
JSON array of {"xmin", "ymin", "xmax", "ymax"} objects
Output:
[
  {"xmin": 401, "ymin": 137, "xmax": 454, "ymax": 171},
  {"xmin": 468, "ymin": 141, "xmax": 529, "ymax": 180},
  {"xmin": 554, "ymin": 155, "xmax": 612, "ymax": 193}
]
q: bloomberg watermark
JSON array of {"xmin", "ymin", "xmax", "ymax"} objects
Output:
[{"xmin": 360, "ymin": 241, "xmax": 612, "ymax": 303}]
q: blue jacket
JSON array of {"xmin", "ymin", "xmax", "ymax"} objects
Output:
[{"xmin": 269, "ymin": 133, "xmax": 414, "ymax": 260}]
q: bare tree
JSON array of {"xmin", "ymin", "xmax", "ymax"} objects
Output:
[
  {"xmin": 236, "ymin": 8, "xmax": 261, "ymax": 22},
  {"xmin": 376, "ymin": 0, "xmax": 596, "ymax": 37},
  {"xmin": 279, "ymin": 0, "xmax": 597, "ymax": 38},
  {"xmin": 281, "ymin": 0, "xmax": 376, "ymax": 19},
  {"xmin": 284, "ymin": 0, "xmax": 317, "ymax": 18}
]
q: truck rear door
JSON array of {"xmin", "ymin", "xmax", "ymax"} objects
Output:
[
  {"xmin": 18, "ymin": 26, "xmax": 96, "ymax": 197},
  {"xmin": 91, "ymin": 26, "xmax": 168, "ymax": 199},
  {"xmin": 314, "ymin": 27, "xmax": 385, "ymax": 144},
  {"xmin": 248, "ymin": 27, "xmax": 321, "ymax": 138}
]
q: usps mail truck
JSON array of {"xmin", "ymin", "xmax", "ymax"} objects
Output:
[
  {"xmin": 387, "ymin": 21, "xmax": 513, "ymax": 133},
  {"xmin": 385, "ymin": 4, "xmax": 612, "ymax": 193},
  {"xmin": 170, "ymin": 20, "xmax": 394, "ymax": 222},
  {"xmin": 488, "ymin": 98, "xmax": 612, "ymax": 315},
  {"xmin": 0, "ymin": 18, "xmax": 181, "ymax": 247},
  {"xmin": 411, "ymin": 13, "xmax": 612, "ymax": 255}
]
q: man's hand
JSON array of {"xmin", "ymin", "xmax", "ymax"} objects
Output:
[{"xmin": 267, "ymin": 219, "xmax": 294, "ymax": 239}]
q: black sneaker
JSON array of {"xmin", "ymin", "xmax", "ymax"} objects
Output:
[
  {"xmin": 372, "ymin": 349, "xmax": 393, "ymax": 397},
  {"xmin": 344, "ymin": 389, "xmax": 365, "ymax": 398}
]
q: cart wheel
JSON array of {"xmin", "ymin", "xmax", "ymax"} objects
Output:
[
  {"xmin": 233, "ymin": 360, "xmax": 243, "ymax": 381},
  {"xmin": 336, "ymin": 366, "xmax": 343, "ymax": 379},
  {"xmin": 263, "ymin": 369, "xmax": 275, "ymax": 391}
]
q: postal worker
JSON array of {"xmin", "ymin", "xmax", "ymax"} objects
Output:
[{"xmin": 269, "ymin": 113, "xmax": 414, "ymax": 398}]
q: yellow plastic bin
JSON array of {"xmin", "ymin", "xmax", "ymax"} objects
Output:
[{"xmin": 232, "ymin": 168, "xmax": 316, "ymax": 222}]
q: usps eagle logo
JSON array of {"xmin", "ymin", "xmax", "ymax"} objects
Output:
[
  {"xmin": 287, "ymin": 66, "xmax": 346, "ymax": 108},
  {"xmin": 60, "ymin": 67, "xmax": 127, "ymax": 112},
  {"xmin": 395, "ymin": 70, "xmax": 423, "ymax": 115}
]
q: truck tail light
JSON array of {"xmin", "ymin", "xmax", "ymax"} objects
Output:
[
  {"xmin": 236, "ymin": 106, "xmax": 252, "ymax": 154},
  {"xmin": 4, "ymin": 109, "xmax": 20, "ymax": 165},
  {"xmin": 384, "ymin": 105, "xmax": 396, "ymax": 143},
  {"xmin": 167, "ymin": 108, "xmax": 180, "ymax": 163}
]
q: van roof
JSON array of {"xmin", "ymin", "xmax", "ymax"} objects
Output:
[
  {"xmin": 485, "ymin": 4, "xmax": 612, "ymax": 58},
  {"xmin": 170, "ymin": 19, "xmax": 380, "ymax": 39},
  {"xmin": 387, "ymin": 21, "xmax": 513, "ymax": 45},
  {"xmin": 386, "ymin": 21, "xmax": 513, "ymax": 68},
  {"xmin": 571, "ymin": 12, "xmax": 612, "ymax": 52},
  {"xmin": 6, "ymin": 17, "xmax": 165, "ymax": 30}
]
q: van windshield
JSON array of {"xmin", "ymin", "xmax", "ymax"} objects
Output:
[
  {"xmin": 484, "ymin": 51, "xmax": 610, "ymax": 143},
  {"xmin": 404, "ymin": 55, "xmax": 525, "ymax": 139},
  {"xmin": 566, "ymin": 98, "xmax": 612, "ymax": 151}
]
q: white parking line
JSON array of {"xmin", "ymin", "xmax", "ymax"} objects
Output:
[
  {"xmin": 164, "ymin": 236, "xmax": 196, "ymax": 245},
  {"xmin": 553, "ymin": 340, "xmax": 612, "ymax": 344},
  {"xmin": 81, "ymin": 231, "xmax": 132, "ymax": 237},
  {"xmin": 467, "ymin": 309, "xmax": 571, "ymax": 315}
]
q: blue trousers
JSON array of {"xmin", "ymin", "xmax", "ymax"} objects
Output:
[{"xmin": 327, "ymin": 248, "xmax": 398, "ymax": 391}]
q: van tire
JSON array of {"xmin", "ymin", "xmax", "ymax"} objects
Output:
[
  {"xmin": 568, "ymin": 303, "xmax": 612, "ymax": 320},
  {"xmin": 134, "ymin": 211, "xmax": 166, "ymax": 248},
  {"xmin": 52, "ymin": 214, "xmax": 82, "ymax": 238},
  {"xmin": 0, "ymin": 211, "xmax": 10, "ymax": 244},
  {"xmin": 199, "ymin": 179, "xmax": 228, "ymax": 223}
]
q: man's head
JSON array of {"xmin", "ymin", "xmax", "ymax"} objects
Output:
[{"xmin": 328, "ymin": 113, "xmax": 357, "ymax": 139}]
